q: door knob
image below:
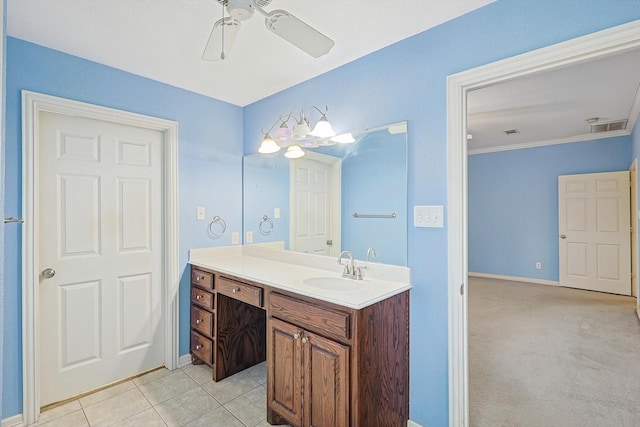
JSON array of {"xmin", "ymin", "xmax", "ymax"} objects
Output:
[
  {"xmin": 42, "ymin": 268, "xmax": 56, "ymax": 279},
  {"xmin": 560, "ymin": 235, "xmax": 566, "ymax": 239}
]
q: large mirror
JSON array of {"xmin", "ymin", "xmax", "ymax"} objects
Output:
[{"xmin": 243, "ymin": 121, "xmax": 408, "ymax": 266}]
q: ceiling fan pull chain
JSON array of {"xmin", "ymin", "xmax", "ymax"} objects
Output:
[{"xmin": 221, "ymin": 4, "xmax": 226, "ymax": 60}]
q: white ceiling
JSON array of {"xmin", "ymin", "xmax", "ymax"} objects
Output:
[
  {"xmin": 467, "ymin": 48, "xmax": 640, "ymax": 154},
  {"xmin": 7, "ymin": 0, "xmax": 494, "ymax": 106}
]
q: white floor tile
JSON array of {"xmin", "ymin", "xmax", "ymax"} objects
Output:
[
  {"xmin": 34, "ymin": 410, "xmax": 89, "ymax": 427},
  {"xmin": 79, "ymin": 381, "xmax": 136, "ymax": 408},
  {"xmin": 35, "ymin": 400, "xmax": 82, "ymax": 425},
  {"xmin": 181, "ymin": 364, "xmax": 213, "ymax": 385},
  {"xmin": 83, "ymin": 388, "xmax": 150, "ymax": 427},
  {"xmin": 137, "ymin": 370, "xmax": 199, "ymax": 405},
  {"xmin": 202, "ymin": 372, "xmax": 261, "ymax": 404},
  {"xmin": 109, "ymin": 408, "xmax": 167, "ymax": 427},
  {"xmin": 154, "ymin": 387, "xmax": 220, "ymax": 426},
  {"xmin": 184, "ymin": 406, "xmax": 245, "ymax": 427},
  {"xmin": 224, "ymin": 386, "xmax": 267, "ymax": 427}
]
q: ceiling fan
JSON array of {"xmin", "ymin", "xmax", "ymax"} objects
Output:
[{"xmin": 203, "ymin": 0, "xmax": 335, "ymax": 61}]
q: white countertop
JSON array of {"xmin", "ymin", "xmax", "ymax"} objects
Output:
[{"xmin": 189, "ymin": 245, "xmax": 411, "ymax": 310}]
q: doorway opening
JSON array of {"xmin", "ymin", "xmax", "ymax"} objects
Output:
[{"xmin": 447, "ymin": 20, "xmax": 640, "ymax": 426}]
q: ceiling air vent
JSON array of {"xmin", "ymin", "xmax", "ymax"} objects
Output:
[
  {"xmin": 590, "ymin": 119, "xmax": 628, "ymax": 133},
  {"xmin": 503, "ymin": 129, "xmax": 520, "ymax": 135}
]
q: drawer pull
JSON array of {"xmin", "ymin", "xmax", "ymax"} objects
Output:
[
  {"xmin": 301, "ymin": 337, "xmax": 309, "ymax": 344},
  {"xmin": 232, "ymin": 288, "xmax": 238, "ymax": 294},
  {"xmin": 293, "ymin": 333, "xmax": 300, "ymax": 340},
  {"xmin": 196, "ymin": 319, "xmax": 201, "ymax": 324},
  {"xmin": 196, "ymin": 295, "xmax": 201, "ymax": 300},
  {"xmin": 196, "ymin": 276, "xmax": 201, "ymax": 281},
  {"xmin": 195, "ymin": 344, "xmax": 202, "ymax": 350}
]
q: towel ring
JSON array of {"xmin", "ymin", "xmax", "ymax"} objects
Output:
[
  {"xmin": 208, "ymin": 216, "xmax": 226, "ymax": 238},
  {"xmin": 259, "ymin": 215, "xmax": 274, "ymax": 235}
]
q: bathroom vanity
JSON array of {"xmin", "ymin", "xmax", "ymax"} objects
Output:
[{"xmin": 189, "ymin": 245, "xmax": 411, "ymax": 427}]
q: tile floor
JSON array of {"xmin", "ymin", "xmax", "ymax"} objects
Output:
[{"xmin": 33, "ymin": 362, "xmax": 291, "ymax": 427}]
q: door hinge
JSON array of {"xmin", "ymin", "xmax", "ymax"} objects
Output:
[{"xmin": 460, "ymin": 283, "xmax": 464, "ymax": 296}]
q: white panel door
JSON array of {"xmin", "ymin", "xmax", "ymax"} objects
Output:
[
  {"xmin": 290, "ymin": 158, "xmax": 332, "ymax": 255},
  {"xmin": 559, "ymin": 171, "xmax": 631, "ymax": 295},
  {"xmin": 38, "ymin": 111, "xmax": 164, "ymax": 405}
]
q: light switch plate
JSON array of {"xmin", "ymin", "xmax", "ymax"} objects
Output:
[
  {"xmin": 232, "ymin": 231, "xmax": 239, "ymax": 245},
  {"xmin": 274, "ymin": 207, "xmax": 280, "ymax": 219},
  {"xmin": 414, "ymin": 205, "xmax": 444, "ymax": 228},
  {"xmin": 196, "ymin": 207, "xmax": 205, "ymax": 220},
  {"xmin": 246, "ymin": 231, "xmax": 253, "ymax": 243}
]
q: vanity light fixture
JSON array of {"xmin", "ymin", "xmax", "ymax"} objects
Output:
[
  {"xmin": 331, "ymin": 133, "xmax": 355, "ymax": 144},
  {"xmin": 258, "ymin": 135, "xmax": 280, "ymax": 153},
  {"xmin": 284, "ymin": 144, "xmax": 305, "ymax": 159}
]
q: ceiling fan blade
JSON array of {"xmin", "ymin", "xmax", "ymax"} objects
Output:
[
  {"xmin": 203, "ymin": 17, "xmax": 241, "ymax": 61},
  {"xmin": 264, "ymin": 10, "xmax": 334, "ymax": 58}
]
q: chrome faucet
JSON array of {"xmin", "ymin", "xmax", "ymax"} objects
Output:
[
  {"xmin": 337, "ymin": 250, "xmax": 363, "ymax": 280},
  {"xmin": 366, "ymin": 246, "xmax": 377, "ymax": 262}
]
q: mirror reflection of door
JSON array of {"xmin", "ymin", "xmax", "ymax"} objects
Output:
[{"xmin": 290, "ymin": 155, "xmax": 341, "ymax": 256}]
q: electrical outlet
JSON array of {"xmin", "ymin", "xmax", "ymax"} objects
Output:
[
  {"xmin": 274, "ymin": 207, "xmax": 280, "ymax": 219},
  {"xmin": 196, "ymin": 207, "xmax": 205, "ymax": 220},
  {"xmin": 232, "ymin": 231, "xmax": 239, "ymax": 245},
  {"xmin": 246, "ymin": 231, "xmax": 253, "ymax": 244},
  {"xmin": 535, "ymin": 262, "xmax": 542, "ymax": 269}
]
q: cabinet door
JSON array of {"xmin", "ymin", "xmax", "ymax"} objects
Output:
[
  {"xmin": 268, "ymin": 318, "xmax": 304, "ymax": 426},
  {"xmin": 303, "ymin": 331, "xmax": 350, "ymax": 427}
]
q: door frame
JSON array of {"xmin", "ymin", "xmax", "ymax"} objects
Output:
[
  {"xmin": 289, "ymin": 151, "xmax": 341, "ymax": 256},
  {"xmin": 446, "ymin": 20, "xmax": 640, "ymax": 426},
  {"xmin": 21, "ymin": 91, "xmax": 179, "ymax": 425}
]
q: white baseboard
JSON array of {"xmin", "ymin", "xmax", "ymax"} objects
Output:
[
  {"xmin": 469, "ymin": 272, "xmax": 559, "ymax": 287},
  {"xmin": 408, "ymin": 420, "xmax": 424, "ymax": 427},
  {"xmin": 2, "ymin": 414, "xmax": 24, "ymax": 427},
  {"xmin": 178, "ymin": 353, "xmax": 192, "ymax": 368}
]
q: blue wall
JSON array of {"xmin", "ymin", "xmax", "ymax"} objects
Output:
[
  {"xmin": 468, "ymin": 137, "xmax": 632, "ymax": 281},
  {"xmin": 243, "ymin": 2, "xmax": 640, "ymax": 425},
  {"xmin": 3, "ymin": 37, "xmax": 243, "ymax": 417}
]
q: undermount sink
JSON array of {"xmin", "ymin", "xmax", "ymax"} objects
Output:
[{"xmin": 303, "ymin": 276, "xmax": 365, "ymax": 291}]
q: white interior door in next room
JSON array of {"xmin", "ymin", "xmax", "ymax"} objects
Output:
[
  {"xmin": 38, "ymin": 111, "xmax": 165, "ymax": 406},
  {"xmin": 559, "ymin": 171, "xmax": 631, "ymax": 295}
]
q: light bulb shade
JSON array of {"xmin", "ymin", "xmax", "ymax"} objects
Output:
[
  {"xmin": 293, "ymin": 120, "xmax": 311, "ymax": 139},
  {"xmin": 331, "ymin": 133, "xmax": 355, "ymax": 144},
  {"xmin": 258, "ymin": 136, "xmax": 281, "ymax": 154},
  {"xmin": 309, "ymin": 117, "xmax": 335, "ymax": 138},
  {"xmin": 284, "ymin": 145, "xmax": 305, "ymax": 159},
  {"xmin": 274, "ymin": 123, "xmax": 293, "ymax": 141}
]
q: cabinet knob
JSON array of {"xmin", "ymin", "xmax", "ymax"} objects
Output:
[
  {"xmin": 301, "ymin": 337, "xmax": 309, "ymax": 344},
  {"xmin": 195, "ymin": 344, "xmax": 202, "ymax": 350},
  {"xmin": 232, "ymin": 288, "xmax": 238, "ymax": 294},
  {"xmin": 293, "ymin": 333, "xmax": 300, "ymax": 340},
  {"xmin": 196, "ymin": 319, "xmax": 201, "ymax": 324},
  {"xmin": 196, "ymin": 295, "xmax": 201, "ymax": 300},
  {"xmin": 196, "ymin": 276, "xmax": 202, "ymax": 281}
]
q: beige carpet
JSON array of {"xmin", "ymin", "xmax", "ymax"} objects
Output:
[{"xmin": 469, "ymin": 277, "xmax": 640, "ymax": 427}]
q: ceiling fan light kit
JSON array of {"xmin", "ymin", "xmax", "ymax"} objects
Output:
[{"xmin": 203, "ymin": 0, "xmax": 335, "ymax": 61}]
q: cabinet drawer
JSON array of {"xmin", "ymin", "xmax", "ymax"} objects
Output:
[
  {"xmin": 191, "ymin": 268, "xmax": 214, "ymax": 290},
  {"xmin": 191, "ymin": 287, "xmax": 213, "ymax": 310},
  {"xmin": 190, "ymin": 331, "xmax": 213, "ymax": 365},
  {"xmin": 218, "ymin": 276, "xmax": 263, "ymax": 308},
  {"xmin": 191, "ymin": 306, "xmax": 213, "ymax": 337},
  {"xmin": 269, "ymin": 293, "xmax": 350, "ymax": 340}
]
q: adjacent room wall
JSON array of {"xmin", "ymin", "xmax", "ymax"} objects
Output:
[
  {"xmin": 3, "ymin": 37, "xmax": 243, "ymax": 417},
  {"xmin": 468, "ymin": 136, "xmax": 632, "ymax": 282},
  {"xmin": 243, "ymin": 2, "xmax": 640, "ymax": 425}
]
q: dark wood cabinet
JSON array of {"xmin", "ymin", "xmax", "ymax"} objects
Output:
[
  {"xmin": 190, "ymin": 264, "xmax": 409, "ymax": 427},
  {"xmin": 190, "ymin": 267, "xmax": 266, "ymax": 381}
]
